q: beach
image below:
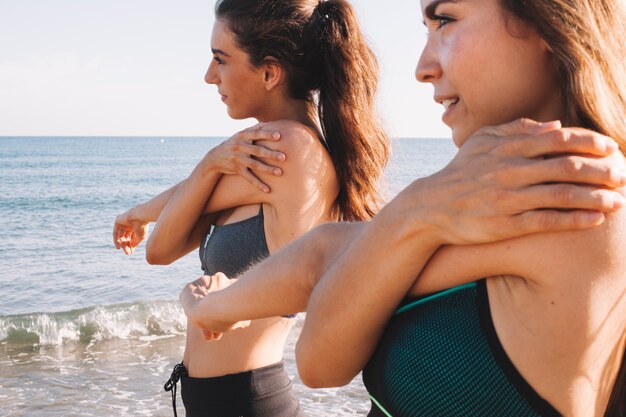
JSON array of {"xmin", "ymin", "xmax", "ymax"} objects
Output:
[{"xmin": 0, "ymin": 136, "xmax": 455, "ymax": 416}]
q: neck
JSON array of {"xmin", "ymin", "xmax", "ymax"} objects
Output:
[
  {"xmin": 532, "ymin": 89, "xmax": 564, "ymax": 124},
  {"xmin": 256, "ymin": 95, "xmax": 318, "ymax": 131}
]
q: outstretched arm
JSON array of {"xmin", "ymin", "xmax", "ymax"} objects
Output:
[
  {"xmin": 180, "ymin": 221, "xmax": 365, "ymax": 334},
  {"xmin": 146, "ymin": 120, "xmax": 330, "ymax": 264},
  {"xmin": 113, "ymin": 182, "xmax": 182, "ymax": 255},
  {"xmin": 112, "ymin": 124, "xmax": 285, "ymax": 260}
]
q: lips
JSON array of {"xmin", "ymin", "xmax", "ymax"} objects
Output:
[
  {"xmin": 434, "ymin": 95, "xmax": 460, "ymax": 125},
  {"xmin": 441, "ymin": 98, "xmax": 459, "ymax": 110}
]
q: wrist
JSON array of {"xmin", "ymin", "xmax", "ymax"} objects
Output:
[
  {"xmin": 194, "ymin": 293, "xmax": 221, "ymax": 328},
  {"xmin": 129, "ymin": 203, "xmax": 154, "ymax": 224},
  {"xmin": 181, "ymin": 288, "xmax": 203, "ymax": 323},
  {"xmin": 378, "ymin": 178, "xmax": 447, "ymax": 251},
  {"xmin": 190, "ymin": 163, "xmax": 222, "ymax": 188},
  {"xmin": 193, "ymin": 150, "xmax": 222, "ymax": 178}
]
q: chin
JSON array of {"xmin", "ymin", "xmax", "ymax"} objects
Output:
[
  {"xmin": 226, "ymin": 109, "xmax": 251, "ymax": 120},
  {"xmin": 452, "ymin": 124, "xmax": 483, "ymax": 148},
  {"xmin": 451, "ymin": 131, "xmax": 465, "ymax": 148},
  {"xmin": 226, "ymin": 108, "xmax": 237, "ymax": 118}
]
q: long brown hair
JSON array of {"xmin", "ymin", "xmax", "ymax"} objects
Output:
[
  {"xmin": 499, "ymin": 0, "xmax": 626, "ymax": 154},
  {"xmin": 215, "ymin": 0, "xmax": 390, "ymax": 221},
  {"xmin": 499, "ymin": 1, "xmax": 626, "ymax": 415}
]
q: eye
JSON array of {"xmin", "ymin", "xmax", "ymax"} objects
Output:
[
  {"xmin": 424, "ymin": 3, "xmax": 456, "ymax": 31},
  {"xmin": 433, "ymin": 13, "xmax": 454, "ymax": 29},
  {"xmin": 213, "ymin": 56, "xmax": 224, "ymax": 65}
]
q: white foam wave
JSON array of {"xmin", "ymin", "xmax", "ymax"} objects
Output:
[{"xmin": 0, "ymin": 300, "xmax": 185, "ymax": 346}]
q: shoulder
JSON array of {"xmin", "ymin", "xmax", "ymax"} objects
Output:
[
  {"xmin": 256, "ymin": 120, "xmax": 325, "ymax": 160},
  {"xmin": 256, "ymin": 120, "xmax": 336, "ymax": 188},
  {"xmin": 509, "ymin": 188, "xmax": 626, "ymax": 284},
  {"xmin": 262, "ymin": 119, "xmax": 317, "ymax": 141},
  {"xmin": 413, "ymin": 187, "xmax": 626, "ymax": 296}
]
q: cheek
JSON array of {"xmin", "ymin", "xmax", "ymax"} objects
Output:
[
  {"xmin": 444, "ymin": 34, "xmax": 492, "ymax": 98},
  {"xmin": 492, "ymin": 40, "xmax": 556, "ymax": 118}
]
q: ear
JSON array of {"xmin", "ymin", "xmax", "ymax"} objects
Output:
[
  {"xmin": 540, "ymin": 38, "xmax": 554, "ymax": 53},
  {"xmin": 261, "ymin": 56, "xmax": 285, "ymax": 91}
]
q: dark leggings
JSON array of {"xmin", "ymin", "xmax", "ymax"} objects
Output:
[{"xmin": 169, "ymin": 361, "xmax": 305, "ymax": 417}]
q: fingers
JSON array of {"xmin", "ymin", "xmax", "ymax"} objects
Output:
[
  {"xmin": 200, "ymin": 321, "xmax": 249, "ymax": 341},
  {"xmin": 502, "ymin": 128, "xmax": 619, "ymax": 159},
  {"xmin": 249, "ymin": 145, "xmax": 286, "ymax": 164},
  {"xmin": 232, "ymin": 141, "xmax": 285, "ymax": 164},
  {"xmin": 240, "ymin": 169, "xmax": 271, "ymax": 193},
  {"xmin": 113, "ymin": 218, "xmax": 127, "ymax": 249},
  {"xmin": 231, "ymin": 148, "xmax": 283, "ymax": 192},
  {"xmin": 507, "ymin": 155, "xmax": 626, "ymax": 189},
  {"xmin": 232, "ymin": 320, "xmax": 251, "ymax": 330},
  {"xmin": 214, "ymin": 128, "xmax": 286, "ymax": 189},
  {"xmin": 193, "ymin": 275, "xmax": 213, "ymax": 290},
  {"xmin": 514, "ymin": 209, "xmax": 605, "ymax": 235},
  {"xmin": 508, "ymin": 184, "xmax": 625, "ymax": 213},
  {"xmin": 236, "ymin": 127, "xmax": 281, "ymax": 145},
  {"xmin": 202, "ymin": 330, "xmax": 223, "ymax": 341},
  {"xmin": 113, "ymin": 224, "xmax": 133, "ymax": 254},
  {"xmin": 113, "ymin": 226, "xmax": 121, "ymax": 249}
]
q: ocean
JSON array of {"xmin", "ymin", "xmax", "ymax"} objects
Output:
[{"xmin": 0, "ymin": 136, "xmax": 456, "ymax": 416}]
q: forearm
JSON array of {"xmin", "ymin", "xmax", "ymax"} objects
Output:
[
  {"xmin": 296, "ymin": 187, "xmax": 443, "ymax": 387},
  {"xmin": 147, "ymin": 163, "xmax": 222, "ymax": 264},
  {"xmin": 187, "ymin": 222, "xmax": 363, "ymax": 329},
  {"xmin": 129, "ymin": 182, "xmax": 183, "ymax": 223}
]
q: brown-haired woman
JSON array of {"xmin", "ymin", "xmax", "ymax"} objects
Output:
[
  {"xmin": 180, "ymin": 0, "xmax": 626, "ymax": 415},
  {"xmin": 113, "ymin": 0, "xmax": 389, "ymax": 415}
]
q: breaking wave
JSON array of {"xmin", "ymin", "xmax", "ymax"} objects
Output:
[{"xmin": 0, "ymin": 300, "xmax": 186, "ymax": 346}]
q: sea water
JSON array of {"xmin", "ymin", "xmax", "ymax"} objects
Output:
[{"xmin": 0, "ymin": 136, "xmax": 456, "ymax": 416}]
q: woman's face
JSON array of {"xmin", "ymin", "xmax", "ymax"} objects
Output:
[
  {"xmin": 416, "ymin": 0, "xmax": 562, "ymax": 147},
  {"xmin": 205, "ymin": 19, "xmax": 267, "ymax": 120}
]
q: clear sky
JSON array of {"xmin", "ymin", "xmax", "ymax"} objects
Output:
[{"xmin": 0, "ymin": 0, "xmax": 449, "ymax": 138}]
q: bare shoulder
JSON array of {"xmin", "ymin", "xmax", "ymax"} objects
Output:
[
  {"xmin": 255, "ymin": 120, "xmax": 336, "ymax": 194},
  {"xmin": 413, "ymin": 188, "xmax": 626, "ymax": 296},
  {"xmin": 256, "ymin": 120, "xmax": 326, "ymax": 161},
  {"xmin": 511, "ymin": 195, "xmax": 626, "ymax": 285}
]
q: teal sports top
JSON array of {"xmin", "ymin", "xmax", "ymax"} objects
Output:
[{"xmin": 363, "ymin": 279, "xmax": 561, "ymax": 417}]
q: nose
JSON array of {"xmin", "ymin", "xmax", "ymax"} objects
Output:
[
  {"xmin": 415, "ymin": 40, "xmax": 441, "ymax": 84},
  {"xmin": 204, "ymin": 60, "xmax": 218, "ymax": 85}
]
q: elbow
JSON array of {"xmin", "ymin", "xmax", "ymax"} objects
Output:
[
  {"xmin": 145, "ymin": 241, "xmax": 174, "ymax": 265},
  {"xmin": 146, "ymin": 254, "xmax": 171, "ymax": 265},
  {"xmin": 295, "ymin": 340, "xmax": 354, "ymax": 388}
]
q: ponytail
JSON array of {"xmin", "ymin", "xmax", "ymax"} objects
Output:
[{"xmin": 305, "ymin": 0, "xmax": 390, "ymax": 221}]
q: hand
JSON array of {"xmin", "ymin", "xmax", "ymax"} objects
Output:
[
  {"xmin": 399, "ymin": 118, "xmax": 626, "ymax": 245},
  {"xmin": 180, "ymin": 273, "xmax": 251, "ymax": 341},
  {"xmin": 113, "ymin": 208, "xmax": 150, "ymax": 255},
  {"xmin": 202, "ymin": 123, "xmax": 287, "ymax": 193}
]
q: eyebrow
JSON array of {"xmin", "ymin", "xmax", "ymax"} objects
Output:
[
  {"xmin": 211, "ymin": 48, "xmax": 231, "ymax": 57},
  {"xmin": 422, "ymin": 0, "xmax": 460, "ymax": 25}
]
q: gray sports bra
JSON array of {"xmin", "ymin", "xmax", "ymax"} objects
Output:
[{"xmin": 199, "ymin": 205, "xmax": 270, "ymax": 278}]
